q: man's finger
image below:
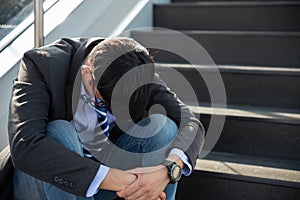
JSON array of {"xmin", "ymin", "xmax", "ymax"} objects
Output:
[
  {"xmin": 116, "ymin": 175, "xmax": 141, "ymax": 197},
  {"xmin": 159, "ymin": 192, "xmax": 166, "ymax": 200}
]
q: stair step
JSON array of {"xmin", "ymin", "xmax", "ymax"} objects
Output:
[
  {"xmin": 191, "ymin": 104, "xmax": 300, "ymax": 124},
  {"xmin": 173, "ymin": 0, "xmax": 300, "ymax": 2},
  {"xmin": 154, "ymin": 1, "xmax": 300, "ymax": 31},
  {"xmin": 190, "ymin": 104, "xmax": 300, "ymax": 160},
  {"xmin": 204, "ymin": 152, "xmax": 300, "ymax": 171},
  {"xmin": 155, "ymin": 63, "xmax": 300, "ymax": 109},
  {"xmin": 199, "ymin": 153, "xmax": 300, "ymax": 183},
  {"xmin": 131, "ymin": 30, "xmax": 300, "ymax": 67},
  {"xmin": 177, "ymin": 170, "xmax": 300, "ymax": 200},
  {"xmin": 176, "ymin": 153, "xmax": 300, "ymax": 200}
]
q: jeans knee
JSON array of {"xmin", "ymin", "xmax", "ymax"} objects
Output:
[
  {"xmin": 46, "ymin": 120, "xmax": 82, "ymax": 154},
  {"xmin": 140, "ymin": 114, "xmax": 178, "ymax": 148},
  {"xmin": 149, "ymin": 114, "xmax": 178, "ymax": 138}
]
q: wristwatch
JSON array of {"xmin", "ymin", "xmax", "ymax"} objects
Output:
[{"xmin": 162, "ymin": 160, "xmax": 182, "ymax": 184}]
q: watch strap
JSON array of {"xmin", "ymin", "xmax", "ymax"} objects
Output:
[{"xmin": 162, "ymin": 160, "xmax": 174, "ymax": 167}]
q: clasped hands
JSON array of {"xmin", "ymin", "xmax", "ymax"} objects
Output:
[
  {"xmin": 116, "ymin": 155, "xmax": 184, "ymax": 200},
  {"xmin": 117, "ymin": 165, "xmax": 170, "ymax": 200}
]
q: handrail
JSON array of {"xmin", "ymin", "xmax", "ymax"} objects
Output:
[
  {"xmin": 0, "ymin": 0, "xmax": 58, "ymax": 52},
  {"xmin": 34, "ymin": 0, "xmax": 44, "ymax": 48}
]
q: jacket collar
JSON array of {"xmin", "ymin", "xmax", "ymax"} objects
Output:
[{"xmin": 65, "ymin": 37, "xmax": 105, "ymax": 120}]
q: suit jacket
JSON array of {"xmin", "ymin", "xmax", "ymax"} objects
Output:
[
  {"xmin": 0, "ymin": 145, "xmax": 13, "ymax": 200},
  {"xmin": 8, "ymin": 37, "xmax": 205, "ymax": 197}
]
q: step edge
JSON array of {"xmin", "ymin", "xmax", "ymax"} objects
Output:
[
  {"xmin": 132, "ymin": 29, "xmax": 300, "ymax": 36},
  {"xmin": 155, "ymin": 63, "xmax": 300, "ymax": 75},
  {"xmin": 191, "ymin": 170, "xmax": 300, "ymax": 189},
  {"xmin": 187, "ymin": 104, "xmax": 300, "ymax": 124},
  {"xmin": 196, "ymin": 159, "xmax": 300, "ymax": 183},
  {"xmin": 204, "ymin": 151, "xmax": 300, "ymax": 171},
  {"xmin": 154, "ymin": 1, "xmax": 300, "ymax": 7}
]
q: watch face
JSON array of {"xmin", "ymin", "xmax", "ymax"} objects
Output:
[
  {"xmin": 163, "ymin": 161, "xmax": 182, "ymax": 183},
  {"xmin": 172, "ymin": 165, "xmax": 182, "ymax": 180}
]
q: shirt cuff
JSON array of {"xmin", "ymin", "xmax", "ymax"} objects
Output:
[
  {"xmin": 86, "ymin": 165, "xmax": 110, "ymax": 197},
  {"xmin": 169, "ymin": 148, "xmax": 192, "ymax": 176}
]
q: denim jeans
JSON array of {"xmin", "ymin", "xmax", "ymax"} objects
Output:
[{"xmin": 13, "ymin": 114, "xmax": 179, "ymax": 200}]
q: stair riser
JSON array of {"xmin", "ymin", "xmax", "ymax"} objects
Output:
[
  {"xmin": 154, "ymin": 3, "xmax": 300, "ymax": 31},
  {"xmin": 157, "ymin": 67, "xmax": 300, "ymax": 109},
  {"xmin": 199, "ymin": 114, "xmax": 300, "ymax": 160},
  {"xmin": 132, "ymin": 31, "xmax": 300, "ymax": 67},
  {"xmin": 176, "ymin": 171, "xmax": 300, "ymax": 200}
]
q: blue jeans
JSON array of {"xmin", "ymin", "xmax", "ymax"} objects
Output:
[{"xmin": 13, "ymin": 114, "xmax": 178, "ymax": 200}]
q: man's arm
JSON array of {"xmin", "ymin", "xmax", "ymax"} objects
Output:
[
  {"xmin": 9, "ymin": 54, "xmax": 104, "ymax": 197},
  {"xmin": 117, "ymin": 73, "xmax": 205, "ymax": 199},
  {"xmin": 147, "ymin": 73, "xmax": 205, "ymax": 169},
  {"xmin": 99, "ymin": 168, "xmax": 137, "ymax": 191}
]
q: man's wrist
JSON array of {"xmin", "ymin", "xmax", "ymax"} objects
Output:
[
  {"xmin": 99, "ymin": 168, "xmax": 137, "ymax": 191},
  {"xmin": 161, "ymin": 164, "xmax": 169, "ymax": 180},
  {"xmin": 166, "ymin": 154, "xmax": 185, "ymax": 168},
  {"xmin": 122, "ymin": 172, "xmax": 137, "ymax": 190}
]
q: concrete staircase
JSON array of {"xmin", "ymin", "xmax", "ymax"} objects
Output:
[{"xmin": 131, "ymin": 0, "xmax": 300, "ymax": 199}]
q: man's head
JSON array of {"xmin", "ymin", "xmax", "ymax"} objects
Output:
[{"xmin": 90, "ymin": 37, "xmax": 155, "ymax": 122}]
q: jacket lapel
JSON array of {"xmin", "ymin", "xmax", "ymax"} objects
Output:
[{"xmin": 65, "ymin": 37, "xmax": 105, "ymax": 120}]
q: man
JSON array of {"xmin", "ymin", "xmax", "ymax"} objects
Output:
[{"xmin": 8, "ymin": 37, "xmax": 205, "ymax": 200}]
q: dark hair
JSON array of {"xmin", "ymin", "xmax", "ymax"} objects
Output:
[{"xmin": 93, "ymin": 38, "xmax": 155, "ymax": 123}]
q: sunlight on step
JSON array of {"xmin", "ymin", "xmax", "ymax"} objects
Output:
[
  {"xmin": 188, "ymin": 105, "xmax": 300, "ymax": 121},
  {"xmin": 196, "ymin": 159, "xmax": 300, "ymax": 183}
]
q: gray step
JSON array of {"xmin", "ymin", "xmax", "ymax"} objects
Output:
[
  {"xmin": 200, "ymin": 153, "xmax": 300, "ymax": 184},
  {"xmin": 154, "ymin": 1, "xmax": 300, "ymax": 31},
  {"xmin": 155, "ymin": 63, "xmax": 300, "ymax": 109},
  {"xmin": 204, "ymin": 151, "xmax": 300, "ymax": 171},
  {"xmin": 131, "ymin": 30, "xmax": 300, "ymax": 67},
  {"xmin": 177, "ymin": 171, "xmax": 300, "ymax": 200},
  {"xmin": 173, "ymin": 0, "xmax": 299, "ymax": 2},
  {"xmin": 176, "ymin": 153, "xmax": 300, "ymax": 200},
  {"xmin": 190, "ymin": 104, "xmax": 300, "ymax": 160},
  {"xmin": 177, "ymin": 152, "xmax": 300, "ymax": 199}
]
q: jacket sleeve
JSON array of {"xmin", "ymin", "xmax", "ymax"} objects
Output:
[
  {"xmin": 148, "ymin": 73, "xmax": 205, "ymax": 170},
  {"xmin": 8, "ymin": 54, "xmax": 100, "ymax": 197}
]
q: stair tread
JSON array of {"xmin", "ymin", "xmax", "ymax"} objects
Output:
[
  {"xmin": 173, "ymin": 0, "xmax": 300, "ymax": 2},
  {"xmin": 196, "ymin": 152, "xmax": 300, "ymax": 184},
  {"xmin": 156, "ymin": 63, "xmax": 300, "ymax": 75},
  {"xmin": 155, "ymin": 62, "xmax": 300, "ymax": 109},
  {"xmin": 181, "ymin": 30, "xmax": 300, "ymax": 36},
  {"xmin": 132, "ymin": 29, "xmax": 300, "ymax": 67},
  {"xmin": 158, "ymin": 1, "xmax": 300, "ymax": 7},
  {"xmin": 153, "ymin": 3, "xmax": 300, "ymax": 32},
  {"xmin": 188, "ymin": 103, "xmax": 300, "ymax": 124},
  {"xmin": 133, "ymin": 29, "xmax": 300, "ymax": 37},
  {"xmin": 204, "ymin": 152, "xmax": 300, "ymax": 171}
]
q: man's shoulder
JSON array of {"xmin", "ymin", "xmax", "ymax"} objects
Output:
[
  {"xmin": 22, "ymin": 37, "xmax": 104, "ymax": 72},
  {"xmin": 24, "ymin": 38, "xmax": 86, "ymax": 58},
  {"xmin": 24, "ymin": 37, "xmax": 104, "ymax": 60}
]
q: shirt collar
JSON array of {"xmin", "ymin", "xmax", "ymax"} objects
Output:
[{"xmin": 80, "ymin": 82, "xmax": 94, "ymax": 104}]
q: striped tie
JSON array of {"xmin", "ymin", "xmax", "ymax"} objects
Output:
[
  {"xmin": 81, "ymin": 94, "xmax": 110, "ymax": 159},
  {"xmin": 94, "ymin": 97, "xmax": 110, "ymax": 138}
]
